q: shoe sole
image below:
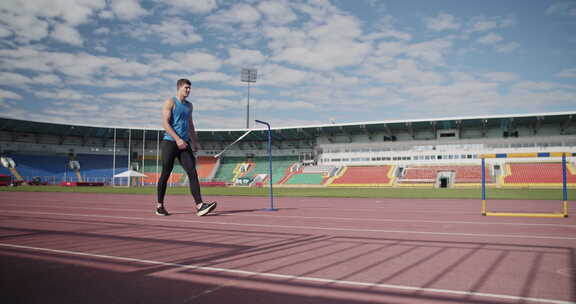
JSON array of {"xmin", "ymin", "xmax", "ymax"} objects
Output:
[
  {"xmin": 155, "ymin": 211, "xmax": 169, "ymax": 216},
  {"xmin": 197, "ymin": 202, "xmax": 217, "ymax": 217}
]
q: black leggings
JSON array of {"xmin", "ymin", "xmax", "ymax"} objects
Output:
[{"xmin": 157, "ymin": 140, "xmax": 202, "ymax": 204}]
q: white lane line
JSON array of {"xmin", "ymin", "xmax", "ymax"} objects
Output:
[
  {"xmin": 1, "ymin": 203, "xmax": 574, "ymax": 228},
  {"xmin": 227, "ymin": 213, "xmax": 576, "ymax": 228},
  {"xmin": 0, "ymin": 197, "xmax": 485, "ymax": 214},
  {"xmin": 3, "ymin": 210, "xmax": 576, "ymax": 241},
  {"xmin": 0, "ymin": 243, "xmax": 573, "ymax": 304}
]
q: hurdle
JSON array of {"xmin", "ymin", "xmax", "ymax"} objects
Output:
[{"xmin": 481, "ymin": 152, "xmax": 571, "ymax": 218}]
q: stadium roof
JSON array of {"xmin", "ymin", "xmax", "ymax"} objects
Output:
[{"xmin": 0, "ymin": 111, "xmax": 575, "ymax": 143}]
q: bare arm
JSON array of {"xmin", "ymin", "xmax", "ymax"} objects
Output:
[
  {"xmin": 188, "ymin": 114, "xmax": 200, "ymax": 152},
  {"xmin": 162, "ymin": 98, "xmax": 188, "ymax": 149}
]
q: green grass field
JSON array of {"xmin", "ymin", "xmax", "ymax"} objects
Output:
[{"xmin": 0, "ymin": 185, "xmax": 573, "ymax": 200}]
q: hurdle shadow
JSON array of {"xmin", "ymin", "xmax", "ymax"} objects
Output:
[
  {"xmin": 173, "ymin": 234, "xmax": 576, "ymax": 304},
  {"xmin": 1, "ymin": 214, "xmax": 574, "ymax": 304}
]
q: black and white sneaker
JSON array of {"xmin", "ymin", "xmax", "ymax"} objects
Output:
[
  {"xmin": 197, "ymin": 201, "xmax": 217, "ymax": 217},
  {"xmin": 155, "ymin": 206, "xmax": 170, "ymax": 216}
]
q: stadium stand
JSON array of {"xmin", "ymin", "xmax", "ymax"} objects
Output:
[
  {"xmin": 0, "ymin": 174, "xmax": 10, "ymax": 186},
  {"xmin": 9, "ymin": 154, "xmax": 70, "ymax": 184},
  {"xmin": 0, "ymin": 153, "xmax": 129, "ymax": 185},
  {"xmin": 397, "ymin": 165, "xmax": 491, "ymax": 188},
  {"xmin": 501, "ymin": 162, "xmax": 576, "ymax": 187},
  {"xmin": 213, "ymin": 156, "xmax": 245, "ymax": 183},
  {"xmin": 285, "ymin": 173, "xmax": 325, "ymax": 185},
  {"xmin": 197, "ymin": 156, "xmax": 219, "ymax": 180},
  {"xmin": 76, "ymin": 154, "xmax": 128, "ymax": 182},
  {"xmin": 329, "ymin": 165, "xmax": 395, "ymax": 187},
  {"xmin": 0, "ymin": 112, "xmax": 574, "ymax": 189},
  {"xmin": 281, "ymin": 164, "xmax": 336, "ymax": 185}
]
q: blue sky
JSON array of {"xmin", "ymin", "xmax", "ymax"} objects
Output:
[{"xmin": 1, "ymin": 0, "xmax": 575, "ymax": 130}]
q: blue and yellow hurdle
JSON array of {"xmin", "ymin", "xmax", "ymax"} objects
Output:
[{"xmin": 480, "ymin": 152, "xmax": 571, "ymax": 218}]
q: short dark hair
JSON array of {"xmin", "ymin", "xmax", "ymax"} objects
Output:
[{"xmin": 177, "ymin": 78, "xmax": 191, "ymax": 89}]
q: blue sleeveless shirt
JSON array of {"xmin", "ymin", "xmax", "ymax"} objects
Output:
[{"xmin": 163, "ymin": 96, "xmax": 192, "ymax": 142}]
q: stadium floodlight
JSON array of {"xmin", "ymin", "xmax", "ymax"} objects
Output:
[{"xmin": 241, "ymin": 68, "xmax": 257, "ymax": 129}]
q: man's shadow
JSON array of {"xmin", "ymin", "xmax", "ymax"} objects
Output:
[{"xmin": 171, "ymin": 208, "xmax": 296, "ymax": 216}]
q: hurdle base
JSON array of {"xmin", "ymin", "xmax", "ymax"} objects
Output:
[
  {"xmin": 483, "ymin": 212, "xmax": 568, "ymax": 218},
  {"xmin": 261, "ymin": 208, "xmax": 278, "ymax": 212}
]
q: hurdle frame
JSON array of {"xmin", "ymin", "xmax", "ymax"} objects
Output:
[{"xmin": 481, "ymin": 152, "xmax": 570, "ymax": 218}]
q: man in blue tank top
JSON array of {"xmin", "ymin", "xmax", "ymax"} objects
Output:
[{"xmin": 156, "ymin": 78, "xmax": 217, "ymax": 216}]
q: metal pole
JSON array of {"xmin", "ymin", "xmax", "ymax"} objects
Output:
[
  {"xmin": 112, "ymin": 128, "xmax": 116, "ymax": 186},
  {"xmin": 241, "ymin": 68, "xmax": 257, "ymax": 129},
  {"xmin": 246, "ymin": 82, "xmax": 250, "ymax": 129},
  {"xmin": 255, "ymin": 120, "xmax": 276, "ymax": 211},
  {"xmin": 142, "ymin": 129, "xmax": 145, "ymax": 187},
  {"xmin": 156, "ymin": 130, "xmax": 160, "ymax": 186},
  {"xmin": 562, "ymin": 153, "xmax": 568, "ymax": 217},
  {"xmin": 128, "ymin": 129, "xmax": 131, "ymax": 187},
  {"xmin": 481, "ymin": 157, "xmax": 486, "ymax": 215},
  {"xmin": 563, "ymin": 153, "xmax": 567, "ymax": 202}
]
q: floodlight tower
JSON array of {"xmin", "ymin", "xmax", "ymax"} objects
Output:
[{"xmin": 241, "ymin": 68, "xmax": 257, "ymax": 129}]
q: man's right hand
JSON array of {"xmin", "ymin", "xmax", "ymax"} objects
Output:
[{"xmin": 176, "ymin": 139, "xmax": 188, "ymax": 150}]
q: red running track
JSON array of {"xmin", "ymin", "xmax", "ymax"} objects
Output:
[{"xmin": 0, "ymin": 192, "xmax": 575, "ymax": 304}]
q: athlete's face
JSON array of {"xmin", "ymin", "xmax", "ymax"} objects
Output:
[{"xmin": 178, "ymin": 84, "xmax": 191, "ymax": 97}]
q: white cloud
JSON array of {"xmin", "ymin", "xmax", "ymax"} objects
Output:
[
  {"xmin": 101, "ymin": 91, "xmax": 164, "ymax": 102},
  {"xmin": 495, "ymin": 42, "xmax": 519, "ymax": 53},
  {"xmin": 189, "ymin": 72, "xmax": 233, "ymax": 83},
  {"xmin": 0, "ymin": 0, "xmax": 105, "ymax": 44},
  {"xmin": 256, "ymin": 99, "xmax": 317, "ymax": 110},
  {"xmin": 371, "ymin": 39, "xmax": 453, "ymax": 67},
  {"xmin": 51, "ymin": 23, "xmax": 84, "ymax": 46},
  {"xmin": 310, "ymin": 14, "xmax": 363, "ymax": 41},
  {"xmin": 0, "ymin": 89, "xmax": 22, "ymax": 100},
  {"xmin": 32, "ymin": 73, "xmax": 63, "ymax": 85},
  {"xmin": 0, "ymin": 0, "xmax": 106, "ymax": 26},
  {"xmin": 70, "ymin": 76, "xmax": 164, "ymax": 89},
  {"xmin": 400, "ymin": 81, "xmax": 503, "ymax": 116},
  {"xmin": 260, "ymin": 64, "xmax": 310, "ymax": 87},
  {"xmin": 466, "ymin": 16, "xmax": 515, "ymax": 33},
  {"xmin": 546, "ymin": 2, "xmax": 576, "ymax": 16},
  {"xmin": 154, "ymin": 51, "xmax": 222, "ymax": 72},
  {"xmin": 470, "ymin": 20, "xmax": 499, "ymax": 33},
  {"xmin": 0, "ymin": 26, "xmax": 12, "ymax": 38},
  {"xmin": 207, "ymin": 3, "xmax": 262, "ymax": 26},
  {"xmin": 425, "ymin": 12, "xmax": 460, "ymax": 32},
  {"xmin": 149, "ymin": 19, "xmax": 202, "ymax": 45},
  {"xmin": 555, "ymin": 68, "xmax": 576, "ymax": 78},
  {"xmin": 477, "ymin": 32, "xmax": 503, "ymax": 45},
  {"xmin": 0, "ymin": 48, "xmax": 154, "ymax": 80},
  {"xmin": 270, "ymin": 15, "xmax": 371, "ymax": 70},
  {"xmin": 0, "ymin": 10, "xmax": 50, "ymax": 42},
  {"xmin": 263, "ymin": 26, "xmax": 308, "ymax": 52},
  {"xmin": 363, "ymin": 28, "xmax": 412, "ymax": 41},
  {"xmin": 194, "ymin": 98, "xmax": 243, "ymax": 111},
  {"xmin": 160, "ymin": 0, "xmax": 218, "ymax": 14},
  {"xmin": 0, "ymin": 72, "xmax": 32, "ymax": 87},
  {"xmin": 110, "ymin": 0, "xmax": 148, "ymax": 20},
  {"xmin": 373, "ymin": 41, "xmax": 405, "ymax": 60},
  {"xmin": 273, "ymin": 40, "xmax": 371, "ymax": 70},
  {"xmin": 227, "ymin": 48, "xmax": 266, "ymax": 66},
  {"xmin": 479, "ymin": 72, "xmax": 518, "ymax": 82},
  {"xmin": 191, "ymin": 88, "xmax": 238, "ymax": 98},
  {"xmin": 292, "ymin": 0, "xmax": 341, "ymax": 23},
  {"xmin": 34, "ymin": 88, "xmax": 94, "ymax": 101},
  {"xmin": 405, "ymin": 39, "xmax": 452, "ymax": 65},
  {"xmin": 511, "ymin": 81, "xmax": 567, "ymax": 91},
  {"xmin": 369, "ymin": 59, "xmax": 445, "ymax": 85},
  {"xmin": 258, "ymin": 0, "xmax": 297, "ymax": 25},
  {"xmin": 0, "ymin": 47, "xmax": 51, "ymax": 72}
]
